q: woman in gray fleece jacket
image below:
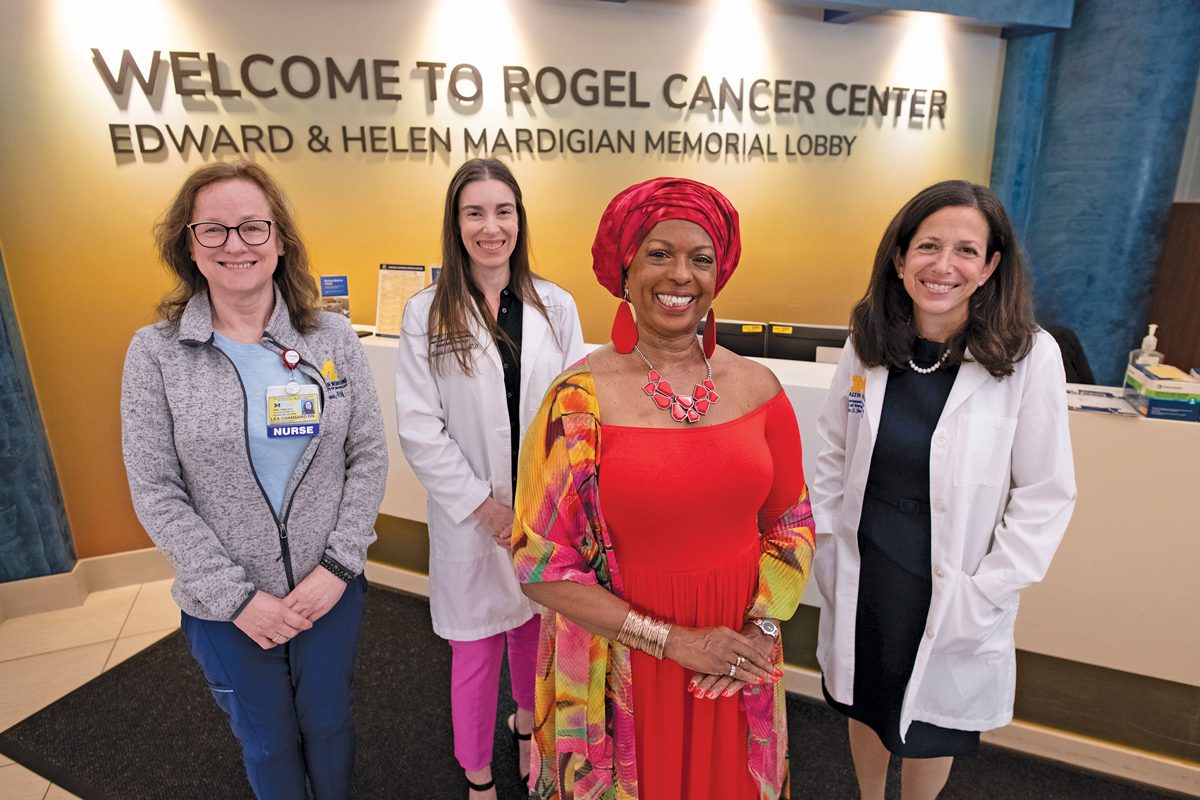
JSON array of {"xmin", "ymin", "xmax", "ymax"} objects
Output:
[{"xmin": 121, "ymin": 161, "xmax": 387, "ymax": 800}]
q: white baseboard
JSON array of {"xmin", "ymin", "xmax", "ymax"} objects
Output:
[
  {"xmin": 0, "ymin": 549, "xmax": 426, "ymax": 621},
  {"xmin": 982, "ymin": 721, "xmax": 1199, "ymax": 797},
  {"xmin": 3, "ymin": 551, "xmax": 1195, "ymax": 795},
  {"xmin": 782, "ymin": 663, "xmax": 1200, "ymax": 797},
  {"xmin": 0, "ymin": 547, "xmax": 173, "ymax": 621},
  {"xmin": 363, "ymin": 561, "xmax": 430, "ymax": 597}
]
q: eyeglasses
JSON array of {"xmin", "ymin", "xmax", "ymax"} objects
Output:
[{"xmin": 186, "ymin": 220, "xmax": 274, "ymax": 248}]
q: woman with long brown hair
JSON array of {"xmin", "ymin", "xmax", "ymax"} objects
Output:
[
  {"xmin": 394, "ymin": 158, "xmax": 585, "ymax": 799},
  {"xmin": 812, "ymin": 180, "xmax": 1076, "ymax": 799}
]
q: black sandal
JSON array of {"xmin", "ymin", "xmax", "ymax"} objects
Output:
[
  {"xmin": 508, "ymin": 713, "xmax": 532, "ymax": 786},
  {"xmin": 466, "ymin": 776, "xmax": 495, "ymax": 794}
]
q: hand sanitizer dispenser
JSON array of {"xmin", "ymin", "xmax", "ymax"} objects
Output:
[{"xmin": 1128, "ymin": 324, "xmax": 1162, "ymax": 368}]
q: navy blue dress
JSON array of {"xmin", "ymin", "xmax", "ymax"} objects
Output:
[{"xmin": 824, "ymin": 338, "xmax": 981, "ymax": 758}]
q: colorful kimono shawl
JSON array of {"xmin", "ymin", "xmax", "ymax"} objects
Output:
[{"xmin": 512, "ymin": 362, "xmax": 816, "ymax": 799}]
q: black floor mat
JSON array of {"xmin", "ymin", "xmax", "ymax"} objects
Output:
[{"xmin": 0, "ymin": 586, "xmax": 1180, "ymax": 799}]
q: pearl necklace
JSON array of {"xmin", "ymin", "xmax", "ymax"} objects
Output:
[
  {"xmin": 908, "ymin": 349, "xmax": 950, "ymax": 374},
  {"xmin": 634, "ymin": 344, "xmax": 720, "ymax": 424}
]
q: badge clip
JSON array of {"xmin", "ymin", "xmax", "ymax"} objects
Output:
[{"xmin": 281, "ymin": 349, "xmax": 302, "ymax": 394}]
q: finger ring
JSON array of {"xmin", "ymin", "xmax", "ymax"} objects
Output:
[
  {"xmin": 729, "ymin": 663, "xmax": 738, "ymax": 677},
  {"xmin": 736, "ymin": 655, "xmax": 746, "ymax": 667}
]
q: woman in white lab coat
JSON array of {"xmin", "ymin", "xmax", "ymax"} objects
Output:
[
  {"xmin": 394, "ymin": 159, "xmax": 585, "ymax": 799},
  {"xmin": 812, "ymin": 180, "xmax": 1076, "ymax": 800}
]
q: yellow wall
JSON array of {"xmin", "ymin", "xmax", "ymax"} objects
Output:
[{"xmin": 0, "ymin": 0, "xmax": 1002, "ymax": 558}]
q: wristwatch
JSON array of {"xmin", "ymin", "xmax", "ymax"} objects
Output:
[{"xmin": 751, "ymin": 618, "xmax": 780, "ymax": 640}]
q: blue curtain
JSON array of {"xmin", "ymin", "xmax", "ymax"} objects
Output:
[
  {"xmin": 991, "ymin": 0, "xmax": 1200, "ymax": 384},
  {"xmin": 0, "ymin": 245, "xmax": 75, "ymax": 582}
]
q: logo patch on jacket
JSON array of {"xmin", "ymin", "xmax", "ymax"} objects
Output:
[
  {"xmin": 321, "ymin": 359, "xmax": 349, "ymax": 397},
  {"xmin": 849, "ymin": 374, "xmax": 866, "ymax": 415}
]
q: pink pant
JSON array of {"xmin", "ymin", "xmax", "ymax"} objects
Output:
[{"xmin": 448, "ymin": 615, "xmax": 540, "ymax": 771}]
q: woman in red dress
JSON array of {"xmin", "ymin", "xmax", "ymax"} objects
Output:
[{"xmin": 512, "ymin": 178, "xmax": 817, "ymax": 799}]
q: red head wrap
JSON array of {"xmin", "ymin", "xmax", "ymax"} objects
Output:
[{"xmin": 591, "ymin": 177, "xmax": 742, "ymax": 298}]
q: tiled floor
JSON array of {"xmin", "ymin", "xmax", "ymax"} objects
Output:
[{"xmin": 0, "ymin": 579, "xmax": 180, "ymax": 799}]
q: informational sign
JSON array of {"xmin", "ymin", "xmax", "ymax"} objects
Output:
[
  {"xmin": 375, "ymin": 264, "xmax": 426, "ymax": 337},
  {"xmin": 319, "ymin": 275, "xmax": 350, "ymax": 318}
]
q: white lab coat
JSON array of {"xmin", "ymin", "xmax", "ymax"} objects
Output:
[
  {"xmin": 811, "ymin": 330, "xmax": 1076, "ymax": 738},
  {"xmin": 395, "ymin": 278, "xmax": 586, "ymax": 641}
]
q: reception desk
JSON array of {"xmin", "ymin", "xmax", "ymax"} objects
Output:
[{"xmin": 364, "ymin": 333, "xmax": 1200, "ymax": 690}]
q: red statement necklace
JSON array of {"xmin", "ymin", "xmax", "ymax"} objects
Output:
[{"xmin": 634, "ymin": 344, "xmax": 720, "ymax": 424}]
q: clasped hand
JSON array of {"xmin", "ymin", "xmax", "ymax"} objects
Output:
[
  {"xmin": 234, "ymin": 566, "xmax": 347, "ymax": 649},
  {"xmin": 474, "ymin": 496, "xmax": 516, "ymax": 549},
  {"xmin": 664, "ymin": 620, "xmax": 780, "ymax": 700}
]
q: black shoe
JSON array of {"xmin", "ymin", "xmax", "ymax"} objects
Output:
[
  {"xmin": 466, "ymin": 776, "xmax": 495, "ymax": 794},
  {"xmin": 508, "ymin": 712, "xmax": 532, "ymax": 787}
]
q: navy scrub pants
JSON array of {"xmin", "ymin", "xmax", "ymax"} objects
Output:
[{"xmin": 181, "ymin": 574, "xmax": 366, "ymax": 800}]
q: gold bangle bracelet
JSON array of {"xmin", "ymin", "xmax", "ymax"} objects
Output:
[{"xmin": 616, "ymin": 609, "xmax": 672, "ymax": 660}]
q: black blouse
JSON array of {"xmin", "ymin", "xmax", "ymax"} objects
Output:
[
  {"xmin": 494, "ymin": 286, "xmax": 523, "ymax": 494},
  {"xmin": 861, "ymin": 337, "xmax": 959, "ymax": 577}
]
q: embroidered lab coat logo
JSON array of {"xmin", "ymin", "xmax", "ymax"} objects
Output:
[
  {"xmin": 849, "ymin": 374, "xmax": 866, "ymax": 415},
  {"xmin": 321, "ymin": 360, "xmax": 340, "ymax": 381}
]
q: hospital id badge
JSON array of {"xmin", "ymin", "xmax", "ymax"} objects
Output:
[{"xmin": 266, "ymin": 384, "xmax": 321, "ymax": 438}]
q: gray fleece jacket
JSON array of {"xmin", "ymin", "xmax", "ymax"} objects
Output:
[{"xmin": 121, "ymin": 288, "xmax": 387, "ymax": 621}]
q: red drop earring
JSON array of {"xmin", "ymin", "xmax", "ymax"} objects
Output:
[
  {"xmin": 702, "ymin": 307, "xmax": 716, "ymax": 359},
  {"xmin": 612, "ymin": 291, "xmax": 638, "ymax": 354}
]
